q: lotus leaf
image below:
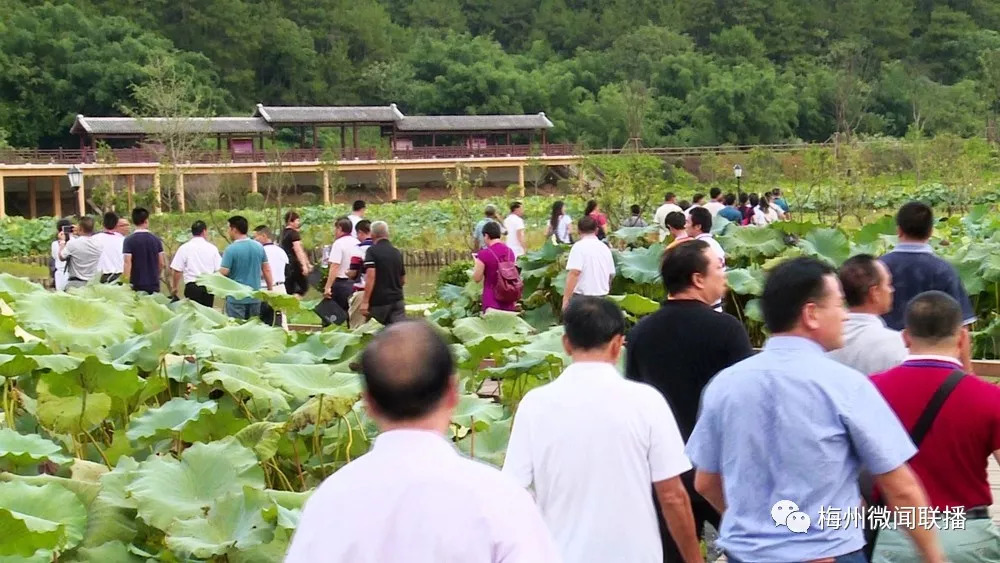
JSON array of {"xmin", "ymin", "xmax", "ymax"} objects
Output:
[
  {"xmin": 187, "ymin": 322, "xmax": 287, "ymax": 366},
  {"xmin": 613, "ymin": 244, "xmax": 664, "ymax": 285},
  {"xmin": 172, "ymin": 299, "xmax": 231, "ymax": 329},
  {"xmin": 610, "ymin": 225, "xmax": 656, "ymax": 245},
  {"xmin": 126, "ymin": 398, "xmax": 218, "ymax": 441},
  {"xmin": 798, "ymin": 227, "xmax": 851, "ymax": 266},
  {"xmin": 0, "ymin": 274, "xmax": 43, "ymax": 301},
  {"xmin": 68, "ymin": 283, "xmax": 135, "ymax": 304},
  {"xmin": 0, "ymin": 481, "xmax": 88, "ymax": 556},
  {"xmin": 202, "ymin": 363, "xmax": 290, "ymax": 413},
  {"xmin": 718, "ymin": 227, "xmax": 787, "ymax": 260},
  {"xmin": 451, "ymin": 310, "xmax": 534, "ymax": 343},
  {"xmin": 36, "ymin": 377, "xmax": 112, "ymax": 434},
  {"xmin": 518, "ymin": 325, "xmax": 570, "ymax": 365},
  {"xmin": 194, "ymin": 272, "xmax": 257, "ymax": 300},
  {"xmin": 258, "ymin": 290, "xmax": 302, "ymax": 315},
  {"xmin": 451, "ymin": 394, "xmax": 505, "ymax": 431},
  {"xmin": 456, "ymin": 416, "xmax": 511, "ymax": 468},
  {"xmin": 125, "ymin": 437, "xmax": 265, "ymax": 530},
  {"xmin": 726, "ymin": 267, "xmax": 766, "ymax": 296},
  {"xmin": 609, "ymin": 293, "xmax": 660, "ymax": 316},
  {"xmin": 70, "ymin": 541, "xmax": 145, "ymax": 563},
  {"xmin": 264, "ymin": 364, "xmax": 362, "ymax": 402},
  {"xmin": 0, "ymin": 428, "xmax": 71, "ymax": 466},
  {"xmin": 235, "ymin": 422, "xmax": 285, "ymax": 461},
  {"xmin": 15, "ymin": 292, "xmax": 134, "ymax": 350},
  {"xmin": 164, "ymin": 488, "xmax": 273, "ymax": 559},
  {"xmin": 285, "ymin": 331, "xmax": 362, "ymax": 363},
  {"xmin": 125, "ymin": 298, "xmax": 175, "ymax": 333}
]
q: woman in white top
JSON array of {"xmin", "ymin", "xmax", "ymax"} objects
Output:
[
  {"xmin": 50, "ymin": 219, "xmax": 72, "ymax": 291},
  {"xmin": 545, "ymin": 200, "xmax": 573, "ymax": 244},
  {"xmin": 752, "ymin": 193, "xmax": 781, "ymax": 226}
]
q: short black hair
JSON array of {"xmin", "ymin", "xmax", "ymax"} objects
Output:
[
  {"xmin": 761, "ymin": 257, "xmax": 836, "ymax": 333},
  {"xmin": 360, "ymin": 320, "xmax": 454, "ymax": 421},
  {"xmin": 510, "ymin": 201, "xmax": 522, "ymax": 212},
  {"xmin": 772, "ymin": 188, "xmax": 782, "ymax": 196},
  {"xmin": 739, "ymin": 192, "xmax": 749, "ymax": 204},
  {"xmin": 630, "ymin": 204, "xmax": 641, "ymax": 215},
  {"xmin": 709, "ymin": 187, "xmax": 722, "ymax": 199},
  {"xmin": 692, "ymin": 193, "xmax": 705, "ymax": 204},
  {"xmin": 724, "ymin": 193, "xmax": 736, "ymax": 206},
  {"xmin": 689, "ymin": 206, "xmax": 712, "ymax": 233},
  {"xmin": 356, "ymin": 219, "xmax": 371, "ymax": 235},
  {"xmin": 132, "ymin": 208, "xmax": 150, "ymax": 226},
  {"xmin": 664, "ymin": 192, "xmax": 675, "ymax": 202},
  {"xmin": 665, "ymin": 211, "xmax": 686, "ymax": 230},
  {"xmin": 838, "ymin": 254, "xmax": 882, "ymax": 307},
  {"xmin": 563, "ymin": 296, "xmax": 625, "ymax": 351},
  {"xmin": 578, "ymin": 215, "xmax": 598, "ymax": 234},
  {"xmin": 482, "ymin": 220, "xmax": 502, "ymax": 240},
  {"xmin": 661, "ymin": 239, "xmax": 710, "ymax": 294},
  {"xmin": 228, "ymin": 215, "xmax": 249, "ymax": 235},
  {"xmin": 335, "ymin": 216, "xmax": 353, "ymax": 235},
  {"xmin": 77, "ymin": 215, "xmax": 95, "ymax": 234},
  {"xmin": 678, "ymin": 200, "xmax": 691, "ymax": 211},
  {"xmin": 284, "ymin": 210, "xmax": 300, "ymax": 224},
  {"xmin": 896, "ymin": 201, "xmax": 933, "ymax": 240},
  {"xmin": 254, "ymin": 225, "xmax": 272, "ymax": 240},
  {"xmin": 352, "ymin": 200, "xmax": 366, "ymax": 212},
  {"xmin": 191, "ymin": 220, "xmax": 207, "ymax": 237},
  {"xmin": 102, "ymin": 212, "xmax": 118, "ymax": 231},
  {"xmin": 905, "ymin": 291, "xmax": 962, "ymax": 343}
]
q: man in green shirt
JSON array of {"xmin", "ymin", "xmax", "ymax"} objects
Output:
[{"xmin": 220, "ymin": 215, "xmax": 274, "ymax": 320}]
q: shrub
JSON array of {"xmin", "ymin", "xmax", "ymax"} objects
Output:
[
  {"xmin": 406, "ymin": 187, "xmax": 421, "ymax": 202},
  {"xmin": 245, "ymin": 192, "xmax": 265, "ymax": 210},
  {"xmin": 436, "ymin": 259, "xmax": 473, "ymax": 289},
  {"xmin": 300, "ymin": 192, "xmax": 319, "ymax": 206}
]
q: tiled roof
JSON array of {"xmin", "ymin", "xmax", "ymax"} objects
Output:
[
  {"xmin": 71, "ymin": 115, "xmax": 273, "ymax": 135},
  {"xmin": 395, "ymin": 113, "xmax": 554, "ymax": 132},
  {"xmin": 254, "ymin": 103, "xmax": 404, "ymax": 124}
]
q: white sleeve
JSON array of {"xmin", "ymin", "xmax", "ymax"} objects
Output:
[
  {"xmin": 566, "ymin": 244, "xmax": 582, "ymax": 271},
  {"xmin": 501, "ymin": 401, "xmax": 534, "ymax": 489},
  {"xmin": 169, "ymin": 245, "xmax": 185, "ymax": 272},
  {"xmin": 644, "ymin": 388, "xmax": 692, "ymax": 482},
  {"xmin": 213, "ymin": 249, "xmax": 222, "ymax": 271}
]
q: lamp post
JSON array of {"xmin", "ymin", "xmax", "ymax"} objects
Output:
[
  {"xmin": 67, "ymin": 164, "xmax": 83, "ymax": 216},
  {"xmin": 733, "ymin": 164, "xmax": 743, "ymax": 193}
]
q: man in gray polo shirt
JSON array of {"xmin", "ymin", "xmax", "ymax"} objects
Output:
[{"xmin": 58, "ymin": 215, "xmax": 103, "ymax": 290}]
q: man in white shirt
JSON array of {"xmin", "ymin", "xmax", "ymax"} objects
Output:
[
  {"xmin": 504, "ymin": 201, "xmax": 526, "ymax": 258},
  {"xmin": 169, "ymin": 220, "xmax": 222, "ymax": 308},
  {"xmin": 286, "ymin": 320, "xmax": 559, "ymax": 563},
  {"xmin": 562, "ymin": 216, "xmax": 615, "ymax": 310},
  {"xmin": 503, "ymin": 297, "xmax": 703, "ymax": 563},
  {"xmin": 703, "ymin": 187, "xmax": 726, "ymax": 217},
  {"xmin": 827, "ymin": 254, "xmax": 908, "ymax": 375},
  {"xmin": 323, "ymin": 217, "xmax": 361, "ymax": 322},
  {"xmin": 654, "ymin": 192, "xmax": 683, "ymax": 242},
  {"xmin": 349, "ymin": 200, "xmax": 366, "ymax": 238},
  {"xmin": 254, "ymin": 225, "xmax": 290, "ymax": 327},
  {"xmin": 687, "ymin": 207, "xmax": 726, "ymax": 311},
  {"xmin": 95, "ymin": 212, "xmax": 125, "ymax": 283}
]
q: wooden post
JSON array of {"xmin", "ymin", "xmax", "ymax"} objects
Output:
[
  {"xmin": 322, "ymin": 170, "xmax": 330, "ymax": 205},
  {"xmin": 76, "ymin": 175, "xmax": 86, "ymax": 216},
  {"xmin": 340, "ymin": 126, "xmax": 346, "ymax": 151},
  {"xmin": 176, "ymin": 173, "xmax": 186, "ymax": 213},
  {"xmin": 126, "ymin": 175, "xmax": 135, "ymax": 210},
  {"xmin": 518, "ymin": 165, "xmax": 525, "ymax": 197},
  {"xmin": 51, "ymin": 177, "xmax": 62, "ymax": 218},
  {"xmin": 312, "ymin": 126, "xmax": 318, "ymax": 148},
  {"xmin": 353, "ymin": 124, "xmax": 359, "ymax": 149},
  {"xmin": 0, "ymin": 174, "xmax": 5, "ymax": 219},
  {"xmin": 250, "ymin": 170, "xmax": 258, "ymax": 193},
  {"xmin": 152, "ymin": 172, "xmax": 162, "ymax": 214},
  {"xmin": 27, "ymin": 178, "xmax": 36, "ymax": 219},
  {"xmin": 390, "ymin": 167, "xmax": 398, "ymax": 201}
]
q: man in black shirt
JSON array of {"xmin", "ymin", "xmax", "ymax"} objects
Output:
[
  {"xmin": 122, "ymin": 208, "xmax": 165, "ymax": 294},
  {"xmin": 281, "ymin": 210, "xmax": 311, "ymax": 296},
  {"xmin": 360, "ymin": 221, "xmax": 406, "ymax": 325},
  {"xmin": 626, "ymin": 239, "xmax": 753, "ymax": 562}
]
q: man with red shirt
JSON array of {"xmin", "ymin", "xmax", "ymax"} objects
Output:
[{"xmin": 871, "ymin": 290, "xmax": 1000, "ymax": 562}]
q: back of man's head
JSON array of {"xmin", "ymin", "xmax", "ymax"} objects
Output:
[
  {"xmin": 664, "ymin": 192, "xmax": 676, "ymax": 203},
  {"xmin": 563, "ymin": 296, "xmax": 625, "ymax": 353},
  {"xmin": 661, "ymin": 239, "xmax": 710, "ymax": 294},
  {"xmin": 896, "ymin": 201, "xmax": 933, "ymax": 241},
  {"xmin": 78, "ymin": 215, "xmax": 95, "ymax": 235},
  {"xmin": 485, "ymin": 204, "xmax": 497, "ymax": 218},
  {"xmin": 762, "ymin": 257, "xmax": 836, "ymax": 334},
  {"xmin": 724, "ymin": 193, "xmax": 736, "ymax": 206},
  {"xmin": 739, "ymin": 192, "xmax": 749, "ymax": 205},
  {"xmin": 838, "ymin": 254, "xmax": 882, "ymax": 308},
  {"xmin": 228, "ymin": 215, "xmax": 249, "ymax": 235},
  {"xmin": 254, "ymin": 225, "xmax": 272, "ymax": 241},
  {"xmin": 360, "ymin": 320, "xmax": 454, "ymax": 422},
  {"xmin": 356, "ymin": 219, "xmax": 371, "ymax": 237},
  {"xmin": 577, "ymin": 215, "xmax": 598, "ymax": 234},
  {"xmin": 103, "ymin": 212, "xmax": 119, "ymax": 231},
  {"xmin": 904, "ymin": 291, "xmax": 962, "ymax": 346},
  {"xmin": 371, "ymin": 220, "xmax": 390, "ymax": 239},
  {"xmin": 335, "ymin": 217, "xmax": 353, "ymax": 236},
  {"xmin": 665, "ymin": 211, "xmax": 686, "ymax": 231},
  {"xmin": 692, "ymin": 193, "xmax": 705, "ymax": 205},
  {"xmin": 630, "ymin": 204, "xmax": 641, "ymax": 215},
  {"xmin": 689, "ymin": 206, "xmax": 712, "ymax": 234},
  {"xmin": 132, "ymin": 207, "xmax": 150, "ymax": 226},
  {"xmin": 353, "ymin": 200, "xmax": 366, "ymax": 212},
  {"xmin": 709, "ymin": 187, "xmax": 722, "ymax": 199},
  {"xmin": 510, "ymin": 201, "xmax": 522, "ymax": 213},
  {"xmin": 191, "ymin": 220, "xmax": 207, "ymax": 237}
]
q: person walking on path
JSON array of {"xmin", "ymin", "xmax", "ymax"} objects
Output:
[
  {"xmin": 323, "ymin": 217, "xmax": 360, "ymax": 317},
  {"xmin": 880, "ymin": 201, "xmax": 976, "ymax": 331},
  {"xmin": 584, "ymin": 199, "xmax": 608, "ymax": 241},
  {"xmin": 95, "ymin": 211, "xmax": 125, "ymax": 283},
  {"xmin": 561, "ymin": 215, "xmax": 614, "ymax": 311},
  {"xmin": 169, "ymin": 220, "xmax": 221, "ymax": 308},
  {"xmin": 360, "ymin": 221, "xmax": 407, "ymax": 326},
  {"xmin": 348, "ymin": 199, "xmax": 366, "ymax": 238},
  {"xmin": 826, "ymin": 254, "xmax": 908, "ymax": 375},
  {"xmin": 504, "ymin": 297, "xmax": 703, "ymax": 563},
  {"xmin": 623, "ymin": 204, "xmax": 647, "ymax": 228},
  {"xmin": 286, "ymin": 320, "xmax": 559, "ymax": 563},
  {"xmin": 472, "ymin": 221, "xmax": 518, "ymax": 313},
  {"xmin": 626, "ymin": 239, "xmax": 753, "ymax": 562},
  {"xmin": 123, "ymin": 208, "xmax": 166, "ymax": 294},
  {"xmin": 504, "ymin": 201, "xmax": 527, "ymax": 258},
  {"xmin": 347, "ymin": 220, "xmax": 374, "ymax": 328},
  {"xmin": 686, "ymin": 257, "xmax": 946, "ymax": 563},
  {"xmin": 219, "ymin": 215, "xmax": 273, "ymax": 320},
  {"xmin": 545, "ymin": 200, "xmax": 572, "ymax": 245},
  {"xmin": 870, "ymin": 291, "xmax": 1000, "ymax": 562},
  {"xmin": 703, "ymin": 187, "xmax": 725, "ymax": 217},
  {"xmin": 254, "ymin": 225, "xmax": 288, "ymax": 327},
  {"xmin": 281, "ymin": 211, "xmax": 311, "ymax": 297},
  {"xmin": 654, "ymin": 192, "xmax": 683, "ymax": 242},
  {"xmin": 474, "ymin": 204, "xmax": 506, "ymax": 249},
  {"xmin": 687, "ymin": 207, "xmax": 725, "ymax": 311},
  {"xmin": 58, "ymin": 215, "xmax": 102, "ymax": 290}
]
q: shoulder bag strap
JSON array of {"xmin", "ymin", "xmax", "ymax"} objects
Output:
[{"xmin": 910, "ymin": 369, "xmax": 965, "ymax": 447}]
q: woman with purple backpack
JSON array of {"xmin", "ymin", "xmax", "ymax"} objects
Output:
[{"xmin": 472, "ymin": 221, "xmax": 522, "ymax": 312}]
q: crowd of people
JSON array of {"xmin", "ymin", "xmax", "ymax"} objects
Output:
[
  {"xmin": 289, "ymin": 200, "xmax": 999, "ymax": 563},
  {"xmin": 50, "ymin": 199, "xmax": 408, "ymax": 328}
]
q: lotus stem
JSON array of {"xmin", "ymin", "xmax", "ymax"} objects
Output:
[
  {"xmin": 313, "ymin": 394, "xmax": 324, "ymax": 465},
  {"xmin": 269, "ymin": 459, "xmax": 294, "ymax": 491},
  {"xmin": 82, "ymin": 429, "xmax": 112, "ymax": 469},
  {"xmin": 291, "ymin": 440, "xmax": 307, "ymax": 490},
  {"xmin": 342, "ymin": 414, "xmax": 353, "ymax": 466},
  {"xmin": 352, "ymin": 410, "xmax": 367, "ymax": 442}
]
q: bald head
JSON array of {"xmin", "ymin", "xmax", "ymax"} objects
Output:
[{"xmin": 360, "ymin": 320, "xmax": 454, "ymax": 422}]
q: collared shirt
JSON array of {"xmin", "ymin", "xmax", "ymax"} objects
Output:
[
  {"xmin": 695, "ymin": 233, "xmax": 725, "ymax": 268},
  {"xmin": 826, "ymin": 313, "xmax": 908, "ymax": 375},
  {"xmin": 221, "ymin": 237, "xmax": 267, "ymax": 304},
  {"xmin": 880, "ymin": 242, "xmax": 976, "ymax": 330},
  {"xmin": 95, "ymin": 230, "xmax": 125, "ymax": 274},
  {"xmin": 123, "ymin": 228, "xmax": 164, "ymax": 292},
  {"xmin": 504, "ymin": 214, "xmax": 526, "ymax": 257},
  {"xmin": 503, "ymin": 361, "xmax": 691, "ymax": 563},
  {"xmin": 170, "ymin": 236, "xmax": 222, "ymax": 284},
  {"xmin": 261, "ymin": 243, "xmax": 287, "ymax": 286},
  {"xmin": 872, "ymin": 356, "xmax": 1000, "ymax": 510},
  {"xmin": 566, "ymin": 234, "xmax": 615, "ymax": 296},
  {"xmin": 328, "ymin": 235, "xmax": 360, "ymax": 279},
  {"xmin": 286, "ymin": 429, "xmax": 559, "ymax": 563},
  {"xmin": 61, "ymin": 235, "xmax": 103, "ymax": 282},
  {"xmin": 686, "ymin": 336, "xmax": 916, "ymax": 562},
  {"xmin": 718, "ymin": 206, "xmax": 744, "ymax": 224}
]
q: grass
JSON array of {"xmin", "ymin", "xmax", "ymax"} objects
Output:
[{"xmin": 0, "ymin": 260, "xmax": 48, "ymax": 280}]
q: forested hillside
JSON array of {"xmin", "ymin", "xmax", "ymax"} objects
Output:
[{"xmin": 3, "ymin": 0, "xmax": 1000, "ymax": 149}]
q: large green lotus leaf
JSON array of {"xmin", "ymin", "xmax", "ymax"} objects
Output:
[
  {"xmin": 125, "ymin": 298, "xmax": 175, "ymax": 333},
  {"xmin": 80, "ymin": 457, "xmax": 139, "ymax": 547},
  {"xmin": 608, "ymin": 293, "xmax": 660, "ymax": 316},
  {"xmin": 955, "ymin": 258, "xmax": 987, "ymax": 295},
  {"xmin": 289, "ymin": 389, "xmax": 362, "ymax": 431},
  {"xmin": 456, "ymin": 416, "xmax": 511, "ymax": 468},
  {"xmin": 165, "ymin": 488, "xmax": 273, "ymax": 559},
  {"xmin": 519, "ymin": 239, "xmax": 566, "ymax": 268},
  {"xmin": 0, "ymin": 481, "xmax": 88, "ymax": 555},
  {"xmin": 726, "ymin": 267, "xmax": 766, "ymax": 296},
  {"xmin": 718, "ymin": 227, "xmax": 787, "ymax": 260},
  {"xmin": 164, "ymin": 355, "xmax": 201, "ymax": 384},
  {"xmin": 195, "ymin": 272, "xmax": 256, "ymax": 300},
  {"xmin": 0, "ymin": 428, "xmax": 71, "ymax": 466},
  {"xmin": 228, "ymin": 528, "xmax": 292, "ymax": 563},
  {"xmin": 36, "ymin": 378, "xmax": 111, "ymax": 434},
  {"xmin": 69, "ymin": 541, "xmax": 145, "ymax": 563},
  {"xmin": 264, "ymin": 364, "xmax": 362, "ymax": 402},
  {"xmin": 745, "ymin": 298, "xmax": 764, "ymax": 323},
  {"xmin": 855, "ymin": 215, "xmax": 897, "ymax": 245},
  {"xmin": 451, "ymin": 394, "xmax": 504, "ymax": 431},
  {"xmin": 480, "ymin": 356, "xmax": 557, "ymax": 380},
  {"xmin": 202, "ymin": 363, "xmax": 290, "ymax": 413},
  {"xmin": 521, "ymin": 304, "xmax": 559, "ymax": 332},
  {"xmin": 451, "ymin": 310, "xmax": 534, "ymax": 344},
  {"xmin": 285, "ymin": 331, "xmax": 362, "ymax": 363},
  {"xmin": 126, "ymin": 398, "xmax": 218, "ymax": 441},
  {"xmin": 0, "ymin": 353, "xmax": 36, "ymax": 378},
  {"xmin": 235, "ymin": 422, "xmax": 285, "ymax": 461},
  {"xmin": 463, "ymin": 334, "xmax": 529, "ymax": 365},
  {"xmin": 125, "ymin": 437, "xmax": 266, "ymax": 531},
  {"xmin": 15, "ymin": 292, "xmax": 135, "ymax": 351},
  {"xmin": 610, "ymin": 225, "xmax": 657, "ymax": 245},
  {"xmin": 180, "ymin": 400, "xmax": 251, "ymax": 444},
  {"xmin": 614, "ymin": 244, "xmax": 665, "ymax": 284},
  {"xmin": 0, "ymin": 510, "xmax": 62, "ymax": 558},
  {"xmin": 33, "ymin": 354, "xmax": 84, "ymax": 374},
  {"xmin": 187, "ymin": 322, "xmax": 287, "ymax": 366},
  {"xmin": 68, "ymin": 283, "xmax": 134, "ymax": 304},
  {"xmin": 0, "ymin": 274, "xmax": 44, "ymax": 301},
  {"xmin": 171, "ymin": 299, "xmax": 231, "ymax": 329},
  {"xmin": 799, "ymin": 228, "xmax": 851, "ymax": 267},
  {"xmin": 518, "ymin": 325, "xmax": 570, "ymax": 365},
  {"xmin": 761, "ymin": 246, "xmax": 805, "ymax": 271},
  {"xmin": 257, "ymin": 291, "xmax": 302, "ymax": 315}
]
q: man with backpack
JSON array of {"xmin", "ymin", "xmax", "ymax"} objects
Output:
[{"xmin": 562, "ymin": 215, "xmax": 615, "ymax": 311}]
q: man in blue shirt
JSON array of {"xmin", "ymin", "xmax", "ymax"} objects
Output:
[
  {"xmin": 880, "ymin": 201, "xmax": 975, "ymax": 331},
  {"xmin": 220, "ymin": 215, "xmax": 274, "ymax": 320},
  {"xmin": 717, "ymin": 193, "xmax": 744, "ymax": 225},
  {"xmin": 686, "ymin": 257, "xmax": 945, "ymax": 563},
  {"xmin": 772, "ymin": 188, "xmax": 790, "ymax": 216}
]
